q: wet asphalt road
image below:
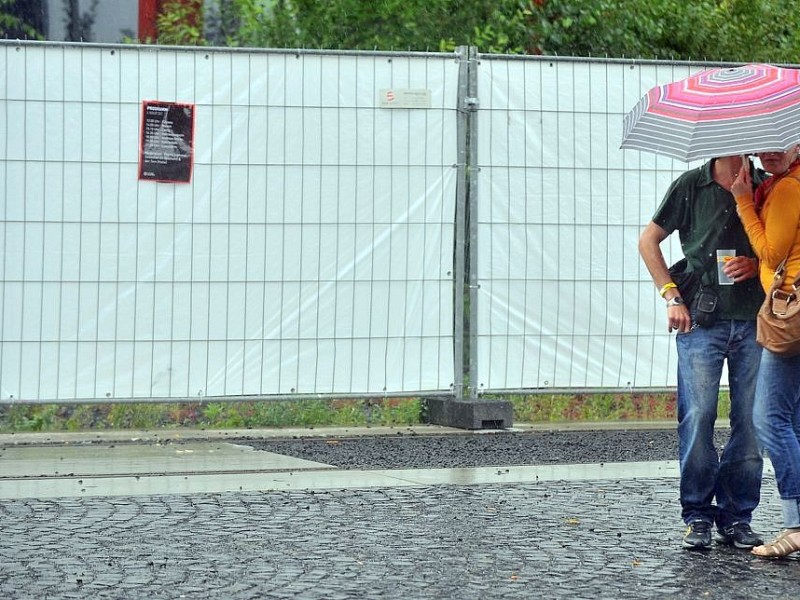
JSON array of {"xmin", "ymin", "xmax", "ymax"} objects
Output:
[
  {"xmin": 238, "ymin": 428, "xmax": 729, "ymax": 469},
  {"xmin": 2, "ymin": 427, "xmax": 798, "ymax": 599}
]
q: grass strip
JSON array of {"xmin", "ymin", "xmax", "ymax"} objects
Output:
[{"xmin": 0, "ymin": 393, "xmax": 730, "ymax": 433}]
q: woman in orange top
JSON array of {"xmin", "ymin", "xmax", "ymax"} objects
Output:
[{"xmin": 732, "ymin": 147, "xmax": 800, "ymax": 558}]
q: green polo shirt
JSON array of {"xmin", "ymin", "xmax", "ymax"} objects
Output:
[{"xmin": 652, "ymin": 160, "xmax": 765, "ymax": 320}]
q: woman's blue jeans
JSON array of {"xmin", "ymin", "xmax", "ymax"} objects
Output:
[
  {"xmin": 752, "ymin": 349, "xmax": 800, "ymax": 528},
  {"xmin": 676, "ymin": 319, "xmax": 763, "ymax": 529}
]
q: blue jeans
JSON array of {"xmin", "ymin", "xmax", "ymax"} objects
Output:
[
  {"xmin": 752, "ymin": 349, "xmax": 800, "ymax": 528},
  {"xmin": 676, "ymin": 319, "xmax": 763, "ymax": 529}
]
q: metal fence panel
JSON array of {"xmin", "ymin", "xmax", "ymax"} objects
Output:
[
  {"xmin": 0, "ymin": 42, "xmax": 458, "ymax": 402},
  {"xmin": 473, "ymin": 56, "xmax": 715, "ymax": 393}
]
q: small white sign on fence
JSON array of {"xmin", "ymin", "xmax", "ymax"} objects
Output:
[{"xmin": 379, "ymin": 88, "xmax": 432, "ymax": 109}]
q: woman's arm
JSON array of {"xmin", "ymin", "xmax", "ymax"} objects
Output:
[{"xmin": 742, "ymin": 178, "xmax": 800, "ymax": 269}]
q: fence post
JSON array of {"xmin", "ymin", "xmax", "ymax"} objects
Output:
[{"xmin": 426, "ymin": 46, "xmax": 513, "ymax": 430}]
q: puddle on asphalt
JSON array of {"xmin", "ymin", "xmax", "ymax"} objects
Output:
[{"xmin": 0, "ymin": 441, "xmax": 330, "ymax": 478}]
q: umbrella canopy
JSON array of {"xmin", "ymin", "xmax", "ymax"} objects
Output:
[{"xmin": 621, "ymin": 63, "xmax": 800, "ymax": 161}]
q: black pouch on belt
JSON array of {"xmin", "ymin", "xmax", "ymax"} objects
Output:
[{"xmin": 693, "ymin": 287, "xmax": 719, "ymax": 327}]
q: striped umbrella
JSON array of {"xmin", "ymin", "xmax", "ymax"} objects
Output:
[{"xmin": 621, "ymin": 63, "xmax": 800, "ymax": 161}]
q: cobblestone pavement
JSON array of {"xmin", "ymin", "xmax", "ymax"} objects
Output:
[{"xmin": 1, "ymin": 431, "xmax": 798, "ymax": 599}]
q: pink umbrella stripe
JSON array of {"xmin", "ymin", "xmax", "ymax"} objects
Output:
[
  {"xmin": 647, "ymin": 92, "xmax": 800, "ymax": 121},
  {"xmin": 683, "ymin": 79, "xmax": 792, "ymax": 94},
  {"xmin": 672, "ymin": 81, "xmax": 800, "ymax": 103}
]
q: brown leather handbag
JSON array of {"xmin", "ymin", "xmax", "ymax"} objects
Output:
[{"xmin": 756, "ymin": 257, "xmax": 800, "ymax": 356}]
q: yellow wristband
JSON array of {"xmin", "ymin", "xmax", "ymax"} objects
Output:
[{"xmin": 659, "ymin": 282, "xmax": 678, "ymax": 297}]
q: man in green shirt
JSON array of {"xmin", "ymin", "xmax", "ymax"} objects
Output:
[{"xmin": 639, "ymin": 155, "xmax": 765, "ymax": 550}]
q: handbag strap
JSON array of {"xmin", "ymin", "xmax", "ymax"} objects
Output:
[
  {"xmin": 769, "ymin": 257, "xmax": 800, "ymax": 315},
  {"xmin": 772, "ymin": 257, "xmax": 800, "ymax": 287},
  {"xmin": 771, "ymin": 257, "xmax": 789, "ymax": 289}
]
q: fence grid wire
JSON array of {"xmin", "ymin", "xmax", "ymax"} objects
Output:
[{"xmin": 0, "ymin": 41, "xmax": 749, "ymax": 405}]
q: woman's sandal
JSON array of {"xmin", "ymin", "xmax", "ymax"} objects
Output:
[{"xmin": 751, "ymin": 529, "xmax": 800, "ymax": 558}]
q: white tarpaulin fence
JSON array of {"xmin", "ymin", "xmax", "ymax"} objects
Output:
[
  {"xmin": 0, "ymin": 42, "xmax": 734, "ymax": 403},
  {"xmin": 473, "ymin": 57, "xmax": 705, "ymax": 393},
  {"xmin": 0, "ymin": 42, "xmax": 457, "ymax": 401}
]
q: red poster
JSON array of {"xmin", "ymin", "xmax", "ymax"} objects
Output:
[{"xmin": 139, "ymin": 100, "xmax": 195, "ymax": 183}]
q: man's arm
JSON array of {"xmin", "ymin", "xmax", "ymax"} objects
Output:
[{"xmin": 639, "ymin": 221, "xmax": 692, "ymax": 333}]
